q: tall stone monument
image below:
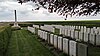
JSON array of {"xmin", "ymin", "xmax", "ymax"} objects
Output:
[{"xmin": 12, "ymin": 10, "xmax": 20, "ymax": 29}]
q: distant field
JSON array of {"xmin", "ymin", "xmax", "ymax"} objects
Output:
[
  {"xmin": 29, "ymin": 20, "xmax": 100, "ymax": 26},
  {"xmin": 0, "ymin": 26, "xmax": 4, "ymax": 30},
  {"xmin": 3, "ymin": 20, "xmax": 99, "ymax": 27},
  {"xmin": 22, "ymin": 20, "xmax": 100, "ymax": 26}
]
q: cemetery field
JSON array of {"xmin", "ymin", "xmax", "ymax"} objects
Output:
[
  {"xmin": 31, "ymin": 22, "xmax": 100, "ymax": 56},
  {"xmin": 0, "ymin": 21, "xmax": 100, "ymax": 56},
  {"xmin": 6, "ymin": 29, "xmax": 55, "ymax": 56}
]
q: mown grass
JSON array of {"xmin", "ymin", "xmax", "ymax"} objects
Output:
[
  {"xmin": 88, "ymin": 46, "xmax": 100, "ymax": 56},
  {"xmin": 0, "ymin": 26, "xmax": 12, "ymax": 56},
  {"xmin": 6, "ymin": 29, "xmax": 55, "ymax": 56}
]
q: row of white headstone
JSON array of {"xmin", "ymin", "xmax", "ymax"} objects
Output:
[
  {"xmin": 40, "ymin": 25, "xmax": 55, "ymax": 32},
  {"xmin": 36, "ymin": 25, "xmax": 100, "ymax": 46},
  {"xmin": 39, "ymin": 25, "xmax": 100, "ymax": 35},
  {"xmin": 33, "ymin": 24, "xmax": 100, "ymax": 35},
  {"xmin": 27, "ymin": 26, "xmax": 35, "ymax": 33},
  {"xmin": 37, "ymin": 29, "xmax": 88, "ymax": 56},
  {"xmin": 51, "ymin": 25, "xmax": 100, "ymax": 35},
  {"xmin": 53, "ymin": 25, "xmax": 100, "ymax": 46},
  {"xmin": 33, "ymin": 24, "xmax": 40, "ymax": 28},
  {"xmin": 63, "ymin": 26, "xmax": 99, "ymax": 34},
  {"xmin": 27, "ymin": 26, "xmax": 87, "ymax": 56}
]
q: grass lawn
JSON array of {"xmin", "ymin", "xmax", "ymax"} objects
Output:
[
  {"xmin": 88, "ymin": 45, "xmax": 100, "ymax": 56},
  {"xmin": 6, "ymin": 29, "xmax": 55, "ymax": 56}
]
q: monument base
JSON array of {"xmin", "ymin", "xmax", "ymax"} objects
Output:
[{"xmin": 12, "ymin": 23, "xmax": 21, "ymax": 30}]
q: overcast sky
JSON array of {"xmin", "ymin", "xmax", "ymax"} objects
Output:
[{"xmin": 0, "ymin": 0, "xmax": 100, "ymax": 22}]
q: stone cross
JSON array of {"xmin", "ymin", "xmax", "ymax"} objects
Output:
[
  {"xmin": 12, "ymin": 10, "xmax": 20, "ymax": 28},
  {"xmin": 15, "ymin": 10, "xmax": 17, "ymax": 23},
  {"xmin": 14, "ymin": 10, "xmax": 18, "ymax": 26}
]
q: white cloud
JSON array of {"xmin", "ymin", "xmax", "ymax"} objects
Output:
[
  {"xmin": 0, "ymin": 0, "xmax": 65, "ymax": 22},
  {"xmin": 0, "ymin": 0, "xmax": 100, "ymax": 22}
]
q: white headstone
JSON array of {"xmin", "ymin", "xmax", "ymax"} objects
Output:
[
  {"xmin": 68, "ymin": 30, "xmax": 71, "ymax": 36},
  {"xmin": 65, "ymin": 29, "xmax": 68, "ymax": 36},
  {"xmin": 41, "ymin": 31, "xmax": 43, "ymax": 39},
  {"xmin": 38, "ymin": 30, "xmax": 41, "ymax": 38},
  {"xmin": 75, "ymin": 31, "xmax": 79, "ymax": 39},
  {"xmin": 79, "ymin": 32, "xmax": 83, "ymax": 41},
  {"xmin": 54, "ymin": 35, "xmax": 58, "ymax": 48},
  {"xmin": 71, "ymin": 30, "xmax": 74, "ymax": 39},
  {"xmin": 27, "ymin": 27, "xmax": 35, "ymax": 33},
  {"xmin": 90, "ymin": 28, "xmax": 94, "ymax": 34},
  {"xmin": 97, "ymin": 27, "xmax": 100, "ymax": 34},
  {"xmin": 89, "ymin": 33, "xmax": 95, "ymax": 45},
  {"xmin": 62, "ymin": 28, "xmax": 65, "ymax": 35},
  {"xmin": 44, "ymin": 32, "xmax": 48, "ymax": 41},
  {"xmin": 75, "ymin": 26, "xmax": 78, "ymax": 29},
  {"xmin": 79, "ymin": 26, "xmax": 81, "ymax": 29},
  {"xmin": 60, "ymin": 28, "xmax": 62, "ymax": 34},
  {"xmin": 94, "ymin": 29, "xmax": 98, "ymax": 34},
  {"xmin": 81, "ymin": 26, "xmax": 84, "ymax": 33},
  {"xmin": 92, "ymin": 27, "xmax": 97, "ymax": 34},
  {"xmin": 69, "ymin": 40, "xmax": 77, "ymax": 56},
  {"xmin": 84, "ymin": 33, "xmax": 89, "ymax": 42},
  {"xmin": 42, "ymin": 31, "xmax": 45, "ymax": 39},
  {"xmin": 93, "ymin": 27, "xmax": 96, "ymax": 31},
  {"xmin": 58, "ymin": 36, "xmax": 63, "ymax": 51},
  {"xmin": 63, "ymin": 38, "xmax": 69, "ymax": 54},
  {"xmin": 96, "ymin": 34, "xmax": 100, "ymax": 46},
  {"xmin": 84, "ymin": 26, "xmax": 87, "ymax": 33},
  {"xmin": 33, "ymin": 25, "xmax": 40, "ymax": 28},
  {"xmin": 86, "ymin": 28, "xmax": 90, "ymax": 34},
  {"xmin": 50, "ymin": 34, "xmax": 54, "ymax": 45},
  {"xmin": 47, "ymin": 33, "xmax": 50, "ymax": 43}
]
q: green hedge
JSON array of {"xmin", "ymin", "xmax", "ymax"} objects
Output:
[
  {"xmin": 10, "ymin": 24, "xmax": 33, "ymax": 27},
  {"xmin": 54, "ymin": 28, "xmax": 60, "ymax": 35},
  {"xmin": 0, "ymin": 26, "xmax": 12, "ymax": 56}
]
